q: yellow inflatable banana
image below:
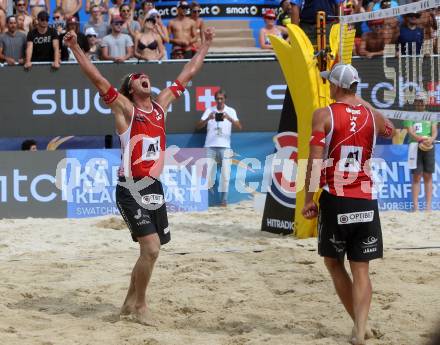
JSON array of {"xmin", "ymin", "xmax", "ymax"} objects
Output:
[{"xmin": 269, "ymin": 23, "xmax": 355, "ymax": 239}]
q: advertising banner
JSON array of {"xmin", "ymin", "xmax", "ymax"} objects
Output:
[
  {"xmin": 0, "ymin": 61, "xmax": 285, "ymax": 137},
  {"xmin": 0, "ymin": 148, "xmax": 209, "ymax": 218}
]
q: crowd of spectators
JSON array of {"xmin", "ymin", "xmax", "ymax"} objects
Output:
[
  {"xmin": 1, "ymin": 0, "xmax": 440, "ymax": 66},
  {"xmin": 0, "ymin": 0, "xmax": 205, "ymax": 66},
  {"xmin": 262, "ymin": 0, "xmax": 440, "ymax": 57}
]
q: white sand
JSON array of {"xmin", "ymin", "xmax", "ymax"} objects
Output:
[{"xmin": 0, "ymin": 202, "xmax": 439, "ymax": 345}]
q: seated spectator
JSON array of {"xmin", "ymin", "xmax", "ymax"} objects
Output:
[
  {"xmin": 168, "ymin": 1, "xmax": 197, "ymax": 59},
  {"xmin": 21, "ymin": 139, "xmax": 38, "ymax": 151},
  {"xmin": 277, "ymin": 0, "xmax": 291, "ymax": 27},
  {"xmin": 85, "ymin": 27, "xmax": 100, "ymax": 60},
  {"xmin": 397, "ymin": 13, "xmax": 424, "ymax": 55},
  {"xmin": 24, "ymin": 11, "xmax": 60, "ymax": 69},
  {"xmin": 144, "ymin": 8, "xmax": 169, "ymax": 44},
  {"xmin": 259, "ymin": 9, "xmax": 287, "ymax": 50},
  {"xmin": 15, "ymin": 1, "xmax": 33, "ymax": 33},
  {"xmin": 52, "ymin": 7, "xmax": 66, "ymax": 36},
  {"xmin": 134, "ymin": 15, "xmax": 164, "ymax": 61},
  {"xmin": 60, "ymin": 16, "xmax": 89, "ymax": 61},
  {"xmin": 418, "ymin": 8, "xmax": 437, "ymax": 41},
  {"xmin": 101, "ymin": 15, "xmax": 133, "ymax": 62},
  {"xmin": 28, "ymin": 0, "xmax": 50, "ymax": 20},
  {"xmin": 83, "ymin": 5, "xmax": 109, "ymax": 40},
  {"xmin": 0, "ymin": 16, "xmax": 27, "ymax": 65},
  {"xmin": 57, "ymin": 0, "xmax": 82, "ymax": 20},
  {"xmin": 361, "ymin": 0, "xmax": 398, "ymax": 35},
  {"xmin": 358, "ymin": 19, "xmax": 386, "ymax": 58},
  {"xmin": 119, "ymin": 3, "xmax": 140, "ymax": 39},
  {"xmin": 86, "ymin": 0, "xmax": 109, "ymax": 17},
  {"xmin": 379, "ymin": 0, "xmax": 399, "ymax": 44},
  {"xmin": 171, "ymin": 46, "xmax": 184, "ymax": 59},
  {"xmin": 190, "ymin": 1, "xmax": 205, "ymax": 50},
  {"xmin": 108, "ymin": 0, "xmax": 124, "ymax": 24}
]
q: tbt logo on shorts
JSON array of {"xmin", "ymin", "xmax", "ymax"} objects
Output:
[{"xmin": 337, "ymin": 210, "xmax": 374, "ymax": 225}]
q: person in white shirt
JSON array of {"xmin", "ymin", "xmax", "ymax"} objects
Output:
[{"xmin": 196, "ymin": 89, "xmax": 242, "ymax": 206}]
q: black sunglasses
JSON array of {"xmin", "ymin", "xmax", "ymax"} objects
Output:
[
  {"xmin": 17, "ymin": 3, "xmax": 25, "ymax": 6},
  {"xmin": 53, "ymin": 16, "xmax": 61, "ymax": 20},
  {"xmin": 192, "ymin": 9, "xmax": 201, "ymax": 13}
]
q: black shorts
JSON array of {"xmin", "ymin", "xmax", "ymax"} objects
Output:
[
  {"xmin": 116, "ymin": 177, "xmax": 170, "ymax": 245},
  {"xmin": 318, "ymin": 190, "xmax": 383, "ymax": 262},
  {"xmin": 412, "ymin": 147, "xmax": 435, "ymax": 174}
]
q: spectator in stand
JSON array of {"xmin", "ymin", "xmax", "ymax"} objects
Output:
[
  {"xmin": 24, "ymin": 11, "xmax": 60, "ymax": 69},
  {"xmin": 0, "ymin": 0, "xmax": 6, "ymax": 33},
  {"xmin": 168, "ymin": 0, "xmax": 197, "ymax": 59},
  {"xmin": 358, "ymin": 19, "xmax": 386, "ymax": 58},
  {"xmin": 16, "ymin": 13, "xmax": 28, "ymax": 33},
  {"xmin": 83, "ymin": 5, "xmax": 109, "ymax": 40},
  {"xmin": 85, "ymin": 27, "xmax": 100, "ymax": 60},
  {"xmin": 397, "ymin": 13, "xmax": 424, "ymax": 55},
  {"xmin": 56, "ymin": 0, "xmax": 82, "ymax": 20},
  {"xmin": 28, "ymin": 0, "xmax": 50, "ymax": 20},
  {"xmin": 380, "ymin": 0, "xmax": 399, "ymax": 44},
  {"xmin": 417, "ymin": 7, "xmax": 437, "ymax": 42},
  {"xmin": 171, "ymin": 46, "xmax": 184, "ymax": 59},
  {"xmin": 134, "ymin": 13, "xmax": 164, "ymax": 61},
  {"xmin": 291, "ymin": 0, "xmax": 338, "ymax": 45},
  {"xmin": 60, "ymin": 16, "xmax": 89, "ymax": 60},
  {"xmin": 119, "ymin": 3, "xmax": 140, "ymax": 38},
  {"xmin": 361, "ymin": 0, "xmax": 398, "ymax": 36},
  {"xmin": 259, "ymin": 9, "xmax": 287, "ymax": 50},
  {"xmin": 277, "ymin": 0, "xmax": 291, "ymax": 27},
  {"xmin": 0, "ymin": 15, "xmax": 26, "ymax": 65},
  {"xmin": 101, "ymin": 15, "xmax": 133, "ymax": 62},
  {"xmin": 52, "ymin": 7, "xmax": 66, "ymax": 36},
  {"xmin": 85, "ymin": 0, "xmax": 109, "ymax": 17},
  {"xmin": 15, "ymin": 1, "xmax": 33, "ymax": 33},
  {"xmin": 190, "ymin": 1, "xmax": 205, "ymax": 51},
  {"xmin": 144, "ymin": 8, "xmax": 169, "ymax": 44},
  {"xmin": 137, "ymin": 0, "xmax": 154, "ymax": 24},
  {"xmin": 21, "ymin": 139, "xmax": 38, "ymax": 151},
  {"xmin": 108, "ymin": 0, "xmax": 124, "ymax": 24}
]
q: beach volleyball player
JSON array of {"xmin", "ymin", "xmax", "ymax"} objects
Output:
[
  {"xmin": 302, "ymin": 64, "xmax": 395, "ymax": 344},
  {"xmin": 63, "ymin": 28, "xmax": 214, "ymax": 323}
]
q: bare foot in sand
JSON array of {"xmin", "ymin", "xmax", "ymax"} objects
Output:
[
  {"xmin": 351, "ymin": 325, "xmax": 375, "ymax": 340},
  {"xmin": 134, "ymin": 305, "xmax": 157, "ymax": 326},
  {"xmin": 120, "ymin": 302, "xmax": 136, "ymax": 316}
]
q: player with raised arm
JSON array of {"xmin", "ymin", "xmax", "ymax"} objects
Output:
[{"xmin": 63, "ymin": 27, "xmax": 214, "ymax": 324}]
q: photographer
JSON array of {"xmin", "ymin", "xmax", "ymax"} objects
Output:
[
  {"xmin": 52, "ymin": 7, "xmax": 66, "ymax": 36},
  {"xmin": 196, "ymin": 89, "xmax": 242, "ymax": 206}
]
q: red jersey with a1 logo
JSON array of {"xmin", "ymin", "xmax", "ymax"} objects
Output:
[
  {"xmin": 322, "ymin": 102, "xmax": 377, "ymax": 200},
  {"xmin": 118, "ymin": 101, "xmax": 166, "ymax": 179}
]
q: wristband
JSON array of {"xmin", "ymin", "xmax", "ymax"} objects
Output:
[
  {"xmin": 169, "ymin": 79, "xmax": 185, "ymax": 98},
  {"xmin": 100, "ymin": 86, "xmax": 118, "ymax": 105},
  {"xmin": 310, "ymin": 131, "xmax": 326, "ymax": 147},
  {"xmin": 382, "ymin": 121, "xmax": 394, "ymax": 138}
]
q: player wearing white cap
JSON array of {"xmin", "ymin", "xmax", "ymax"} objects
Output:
[{"xmin": 302, "ymin": 63, "xmax": 395, "ymax": 345}]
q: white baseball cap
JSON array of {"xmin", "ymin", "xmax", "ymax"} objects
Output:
[
  {"xmin": 320, "ymin": 63, "xmax": 360, "ymax": 89},
  {"xmin": 147, "ymin": 8, "xmax": 160, "ymax": 19},
  {"xmin": 85, "ymin": 27, "xmax": 98, "ymax": 36}
]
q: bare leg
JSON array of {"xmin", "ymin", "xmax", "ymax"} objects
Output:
[
  {"xmin": 324, "ymin": 258, "xmax": 374, "ymax": 341},
  {"xmin": 412, "ymin": 172, "xmax": 422, "ymax": 211},
  {"xmin": 121, "ymin": 233, "xmax": 160, "ymax": 324},
  {"xmin": 324, "ymin": 257, "xmax": 355, "ymax": 319},
  {"xmin": 423, "ymin": 172, "xmax": 433, "ymax": 211},
  {"xmin": 349, "ymin": 261, "xmax": 372, "ymax": 345}
]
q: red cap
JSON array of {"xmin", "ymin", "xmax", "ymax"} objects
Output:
[
  {"xmin": 368, "ymin": 19, "xmax": 385, "ymax": 27},
  {"xmin": 264, "ymin": 9, "xmax": 276, "ymax": 19}
]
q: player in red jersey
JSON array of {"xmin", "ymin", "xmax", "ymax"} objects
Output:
[
  {"xmin": 63, "ymin": 28, "xmax": 214, "ymax": 324},
  {"xmin": 302, "ymin": 64, "xmax": 394, "ymax": 345}
]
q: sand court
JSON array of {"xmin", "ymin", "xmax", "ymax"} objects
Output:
[{"xmin": 1, "ymin": 202, "xmax": 439, "ymax": 345}]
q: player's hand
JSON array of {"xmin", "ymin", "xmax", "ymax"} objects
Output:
[
  {"xmin": 63, "ymin": 30, "xmax": 78, "ymax": 48},
  {"xmin": 423, "ymin": 136, "xmax": 434, "ymax": 145},
  {"xmin": 204, "ymin": 27, "xmax": 215, "ymax": 43},
  {"xmin": 302, "ymin": 201, "xmax": 318, "ymax": 219},
  {"xmin": 208, "ymin": 112, "xmax": 215, "ymax": 120}
]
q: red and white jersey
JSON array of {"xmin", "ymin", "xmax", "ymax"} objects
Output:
[
  {"xmin": 118, "ymin": 101, "xmax": 166, "ymax": 179},
  {"xmin": 322, "ymin": 102, "xmax": 377, "ymax": 200}
]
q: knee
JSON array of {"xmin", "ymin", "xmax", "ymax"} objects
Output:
[
  {"xmin": 141, "ymin": 245, "xmax": 160, "ymax": 262},
  {"xmin": 413, "ymin": 174, "xmax": 422, "ymax": 183},
  {"xmin": 423, "ymin": 173, "xmax": 433, "ymax": 182},
  {"xmin": 324, "ymin": 257, "xmax": 343, "ymax": 273}
]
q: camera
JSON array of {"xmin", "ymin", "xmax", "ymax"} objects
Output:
[
  {"xmin": 146, "ymin": 16, "xmax": 156, "ymax": 24},
  {"xmin": 215, "ymin": 112, "xmax": 224, "ymax": 122}
]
